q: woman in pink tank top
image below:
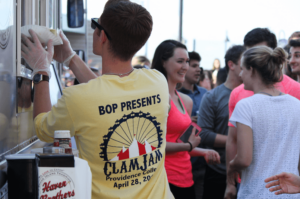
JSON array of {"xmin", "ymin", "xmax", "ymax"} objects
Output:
[{"xmin": 152, "ymin": 40, "xmax": 220, "ymax": 199}]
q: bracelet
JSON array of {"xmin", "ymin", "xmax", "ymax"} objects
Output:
[{"xmin": 187, "ymin": 141, "xmax": 193, "ymax": 152}]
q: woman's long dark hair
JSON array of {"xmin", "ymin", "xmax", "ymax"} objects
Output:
[{"xmin": 151, "ymin": 40, "xmax": 187, "ymax": 79}]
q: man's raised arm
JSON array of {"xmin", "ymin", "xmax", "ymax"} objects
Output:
[
  {"xmin": 21, "ymin": 30, "xmax": 53, "ymax": 118},
  {"xmin": 53, "ymin": 31, "xmax": 97, "ymax": 83}
]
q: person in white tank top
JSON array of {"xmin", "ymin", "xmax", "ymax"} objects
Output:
[{"xmin": 228, "ymin": 46, "xmax": 300, "ymax": 199}]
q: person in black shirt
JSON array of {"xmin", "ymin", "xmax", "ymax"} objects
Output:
[{"xmin": 198, "ymin": 45, "xmax": 246, "ymax": 199}]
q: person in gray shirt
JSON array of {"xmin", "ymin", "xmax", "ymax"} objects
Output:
[{"xmin": 198, "ymin": 45, "xmax": 246, "ymax": 199}]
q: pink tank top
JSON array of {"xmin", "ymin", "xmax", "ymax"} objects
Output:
[{"xmin": 164, "ymin": 91, "xmax": 193, "ymax": 187}]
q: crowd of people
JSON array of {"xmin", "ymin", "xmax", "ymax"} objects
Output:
[{"xmin": 19, "ymin": 0, "xmax": 300, "ymax": 198}]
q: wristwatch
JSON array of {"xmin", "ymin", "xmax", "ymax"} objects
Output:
[{"xmin": 33, "ymin": 73, "xmax": 49, "ymax": 84}]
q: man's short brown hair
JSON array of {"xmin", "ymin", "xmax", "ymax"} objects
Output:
[
  {"xmin": 289, "ymin": 31, "xmax": 300, "ymax": 42},
  {"xmin": 104, "ymin": 0, "xmax": 129, "ymax": 10},
  {"xmin": 100, "ymin": 1, "xmax": 152, "ymax": 61}
]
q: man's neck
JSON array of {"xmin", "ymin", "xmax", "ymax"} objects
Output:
[
  {"xmin": 224, "ymin": 72, "xmax": 242, "ymax": 90},
  {"xmin": 102, "ymin": 54, "xmax": 133, "ymax": 76},
  {"xmin": 182, "ymin": 81, "xmax": 194, "ymax": 92},
  {"xmin": 297, "ymin": 75, "xmax": 300, "ymax": 83}
]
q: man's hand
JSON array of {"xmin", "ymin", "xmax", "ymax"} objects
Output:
[
  {"xmin": 53, "ymin": 31, "xmax": 76, "ymax": 66},
  {"xmin": 224, "ymin": 184, "xmax": 237, "ymax": 199},
  {"xmin": 188, "ymin": 127, "xmax": 201, "ymax": 149},
  {"xmin": 203, "ymin": 149, "xmax": 220, "ymax": 164},
  {"xmin": 191, "ymin": 116, "xmax": 198, "ymax": 123},
  {"xmin": 265, "ymin": 172, "xmax": 300, "ymax": 195},
  {"xmin": 21, "ymin": 29, "xmax": 53, "ymax": 78}
]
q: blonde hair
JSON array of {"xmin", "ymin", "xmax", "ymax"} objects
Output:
[
  {"xmin": 212, "ymin": 58, "xmax": 220, "ymax": 70},
  {"xmin": 242, "ymin": 46, "xmax": 287, "ymax": 85}
]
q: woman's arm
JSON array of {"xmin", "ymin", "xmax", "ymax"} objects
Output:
[
  {"xmin": 190, "ymin": 147, "xmax": 221, "ymax": 164},
  {"xmin": 165, "ymin": 114, "xmax": 220, "ymax": 164},
  {"xmin": 229, "ymin": 122, "xmax": 253, "ymax": 172},
  {"xmin": 176, "ymin": 92, "xmax": 220, "ymax": 164},
  {"xmin": 166, "ymin": 142, "xmax": 192, "ymax": 153},
  {"xmin": 166, "ymin": 126, "xmax": 200, "ymax": 154}
]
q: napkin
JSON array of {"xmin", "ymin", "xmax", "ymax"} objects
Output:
[{"xmin": 21, "ymin": 25, "xmax": 63, "ymax": 46}]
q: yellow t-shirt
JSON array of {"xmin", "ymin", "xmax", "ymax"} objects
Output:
[{"xmin": 34, "ymin": 69, "xmax": 173, "ymax": 199}]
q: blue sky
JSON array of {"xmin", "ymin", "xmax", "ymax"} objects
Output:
[{"xmin": 87, "ymin": 0, "xmax": 300, "ymax": 69}]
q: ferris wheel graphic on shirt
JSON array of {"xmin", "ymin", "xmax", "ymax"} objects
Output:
[{"xmin": 100, "ymin": 111, "xmax": 163, "ymax": 161}]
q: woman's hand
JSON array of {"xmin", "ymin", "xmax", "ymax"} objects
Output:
[
  {"xmin": 227, "ymin": 166, "xmax": 240, "ymax": 184},
  {"xmin": 166, "ymin": 127, "xmax": 200, "ymax": 154},
  {"xmin": 203, "ymin": 149, "xmax": 220, "ymax": 164},
  {"xmin": 265, "ymin": 172, "xmax": 300, "ymax": 195},
  {"xmin": 224, "ymin": 166, "xmax": 239, "ymax": 199},
  {"xmin": 188, "ymin": 126, "xmax": 201, "ymax": 149},
  {"xmin": 224, "ymin": 184, "xmax": 237, "ymax": 199}
]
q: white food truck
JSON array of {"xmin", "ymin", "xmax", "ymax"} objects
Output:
[{"xmin": 0, "ymin": 1, "xmax": 89, "ymax": 197}]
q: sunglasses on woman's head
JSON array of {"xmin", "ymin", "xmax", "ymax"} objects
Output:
[{"xmin": 91, "ymin": 18, "xmax": 112, "ymax": 40}]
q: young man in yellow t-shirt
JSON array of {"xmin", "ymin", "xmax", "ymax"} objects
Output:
[{"xmin": 21, "ymin": 1, "xmax": 172, "ymax": 198}]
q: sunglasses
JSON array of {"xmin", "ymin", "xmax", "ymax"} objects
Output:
[{"xmin": 91, "ymin": 18, "xmax": 112, "ymax": 40}]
